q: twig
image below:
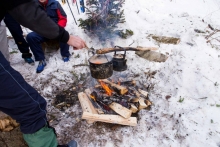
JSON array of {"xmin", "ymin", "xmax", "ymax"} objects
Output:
[
  {"xmin": 129, "ymin": 40, "xmax": 135, "ymax": 46},
  {"xmin": 202, "ymin": 75, "xmax": 214, "ymax": 83},
  {"xmin": 208, "ymin": 24, "xmax": 215, "ymax": 30},
  {"xmin": 199, "ymin": 97, "xmax": 208, "ymax": 99},
  {"xmin": 205, "ymin": 30, "xmax": 220, "ymax": 39},
  {"xmin": 73, "ymin": 64, "xmax": 89, "ymax": 67},
  {"xmin": 202, "ymin": 9, "xmax": 220, "ymax": 19}
]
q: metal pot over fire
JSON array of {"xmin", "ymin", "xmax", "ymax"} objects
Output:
[{"xmin": 88, "ymin": 54, "xmax": 113, "ymax": 79}]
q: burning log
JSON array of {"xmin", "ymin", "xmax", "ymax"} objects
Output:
[
  {"xmin": 82, "ymin": 112, "xmax": 137, "ymax": 126},
  {"xmin": 100, "ymin": 79, "xmax": 128, "ymax": 95},
  {"xmin": 130, "ymin": 104, "xmax": 138, "ymax": 113},
  {"xmin": 84, "ymin": 89, "xmax": 104, "ymax": 114},
  {"xmin": 78, "ymin": 92, "xmax": 98, "ymax": 124},
  {"xmin": 109, "ymin": 102, "xmax": 132, "ymax": 118}
]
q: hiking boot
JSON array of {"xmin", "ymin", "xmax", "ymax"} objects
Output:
[
  {"xmin": 57, "ymin": 140, "xmax": 77, "ymax": 147},
  {"xmin": 62, "ymin": 56, "xmax": 69, "ymax": 62},
  {"xmin": 24, "ymin": 57, "xmax": 34, "ymax": 64},
  {"xmin": 36, "ymin": 60, "xmax": 46, "ymax": 73}
]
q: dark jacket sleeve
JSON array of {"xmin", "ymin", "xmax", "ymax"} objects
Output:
[{"xmin": 8, "ymin": 0, "xmax": 69, "ymax": 43}]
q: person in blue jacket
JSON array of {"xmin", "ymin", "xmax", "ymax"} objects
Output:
[
  {"xmin": 26, "ymin": 0, "xmax": 71, "ymax": 73},
  {"xmin": 0, "ymin": 0, "xmax": 86, "ymax": 146}
]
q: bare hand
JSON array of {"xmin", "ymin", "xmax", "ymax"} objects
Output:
[{"xmin": 67, "ymin": 35, "xmax": 86, "ymax": 49}]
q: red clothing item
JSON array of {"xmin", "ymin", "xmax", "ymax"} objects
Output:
[{"xmin": 57, "ymin": 9, "xmax": 67, "ymax": 27}]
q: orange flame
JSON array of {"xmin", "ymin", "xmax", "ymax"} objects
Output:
[
  {"xmin": 100, "ymin": 81, "xmax": 113, "ymax": 96},
  {"xmin": 90, "ymin": 94, "xmax": 96, "ymax": 101}
]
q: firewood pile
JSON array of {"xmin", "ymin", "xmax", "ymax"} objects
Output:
[
  {"xmin": 78, "ymin": 79, "xmax": 152, "ymax": 126},
  {"xmin": 0, "ymin": 116, "xmax": 19, "ymax": 132}
]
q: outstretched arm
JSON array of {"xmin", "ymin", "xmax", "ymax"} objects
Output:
[{"xmin": 8, "ymin": 0, "xmax": 85, "ymax": 49}]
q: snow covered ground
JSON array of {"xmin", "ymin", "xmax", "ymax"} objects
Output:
[{"xmin": 7, "ymin": 0, "xmax": 220, "ymax": 146}]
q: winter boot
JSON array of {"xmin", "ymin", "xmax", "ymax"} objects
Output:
[
  {"xmin": 22, "ymin": 53, "xmax": 34, "ymax": 64},
  {"xmin": 36, "ymin": 59, "xmax": 46, "ymax": 73},
  {"xmin": 62, "ymin": 56, "xmax": 69, "ymax": 62},
  {"xmin": 24, "ymin": 57, "xmax": 34, "ymax": 64}
]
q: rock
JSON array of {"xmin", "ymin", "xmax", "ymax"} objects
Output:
[{"xmin": 135, "ymin": 51, "xmax": 168, "ymax": 62}]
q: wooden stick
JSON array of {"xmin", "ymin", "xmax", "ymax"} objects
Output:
[
  {"xmin": 100, "ymin": 79, "xmax": 128, "ymax": 95},
  {"xmin": 78, "ymin": 92, "xmax": 98, "ymax": 124},
  {"xmin": 109, "ymin": 102, "xmax": 132, "ymax": 118},
  {"xmin": 82, "ymin": 112, "xmax": 137, "ymax": 126},
  {"xmin": 96, "ymin": 46, "xmax": 158, "ymax": 54}
]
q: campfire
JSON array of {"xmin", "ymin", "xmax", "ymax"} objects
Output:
[{"xmin": 78, "ymin": 78, "xmax": 152, "ymax": 126}]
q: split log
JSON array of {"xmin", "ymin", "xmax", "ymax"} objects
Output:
[
  {"xmin": 82, "ymin": 112, "xmax": 137, "ymax": 126},
  {"xmin": 135, "ymin": 50, "xmax": 168, "ymax": 62},
  {"xmin": 109, "ymin": 102, "xmax": 132, "ymax": 118},
  {"xmin": 100, "ymin": 79, "xmax": 128, "ymax": 95},
  {"xmin": 152, "ymin": 35, "xmax": 180, "ymax": 44},
  {"xmin": 78, "ymin": 92, "xmax": 98, "ymax": 124},
  {"xmin": 96, "ymin": 46, "xmax": 158, "ymax": 54},
  {"xmin": 138, "ymin": 89, "xmax": 148, "ymax": 98},
  {"xmin": 145, "ymin": 100, "xmax": 152, "ymax": 106},
  {"xmin": 131, "ymin": 97, "xmax": 140, "ymax": 103},
  {"xmin": 138, "ymin": 98, "xmax": 148, "ymax": 110},
  {"xmin": 130, "ymin": 104, "xmax": 138, "ymax": 113},
  {"xmin": 84, "ymin": 89, "xmax": 104, "ymax": 114}
]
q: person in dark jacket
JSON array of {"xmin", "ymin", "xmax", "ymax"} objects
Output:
[
  {"xmin": 0, "ymin": 0, "xmax": 86, "ymax": 146},
  {"xmin": 4, "ymin": 13, "xmax": 34, "ymax": 64},
  {"xmin": 27, "ymin": 0, "xmax": 70, "ymax": 73}
]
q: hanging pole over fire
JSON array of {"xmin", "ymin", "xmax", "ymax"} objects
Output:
[{"xmin": 66, "ymin": 0, "xmax": 77, "ymax": 25}]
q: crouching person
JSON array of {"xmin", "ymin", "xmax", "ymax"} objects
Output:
[
  {"xmin": 26, "ymin": 0, "xmax": 70, "ymax": 73},
  {"xmin": 0, "ymin": 52, "xmax": 77, "ymax": 147}
]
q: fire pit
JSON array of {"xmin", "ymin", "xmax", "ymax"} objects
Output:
[{"xmin": 78, "ymin": 77, "xmax": 152, "ymax": 126}]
